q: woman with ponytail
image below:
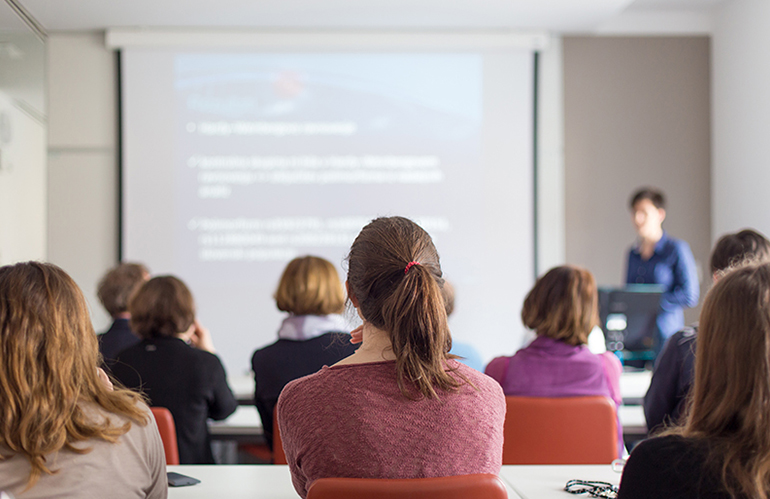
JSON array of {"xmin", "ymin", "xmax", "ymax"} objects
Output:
[
  {"xmin": 0, "ymin": 262, "xmax": 166, "ymax": 498},
  {"xmin": 277, "ymin": 217, "xmax": 505, "ymax": 498}
]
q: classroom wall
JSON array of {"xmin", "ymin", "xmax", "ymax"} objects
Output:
[
  {"xmin": 563, "ymin": 36, "xmax": 711, "ymax": 324},
  {"xmin": 48, "ymin": 32, "xmax": 117, "ymax": 330},
  {"xmin": 711, "ymin": 0, "xmax": 770, "ymax": 240}
]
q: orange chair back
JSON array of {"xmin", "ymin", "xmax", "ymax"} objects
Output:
[
  {"xmin": 150, "ymin": 407, "xmax": 180, "ymax": 465},
  {"xmin": 307, "ymin": 474, "xmax": 508, "ymax": 499},
  {"xmin": 503, "ymin": 395, "xmax": 617, "ymax": 465},
  {"xmin": 272, "ymin": 409, "xmax": 287, "ymax": 464}
]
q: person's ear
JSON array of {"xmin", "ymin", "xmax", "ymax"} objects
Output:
[
  {"xmin": 658, "ymin": 208, "xmax": 666, "ymax": 224},
  {"xmin": 346, "ymin": 281, "xmax": 360, "ymax": 308}
]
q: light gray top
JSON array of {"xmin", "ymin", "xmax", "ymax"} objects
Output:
[{"xmin": 0, "ymin": 402, "xmax": 167, "ymax": 499}]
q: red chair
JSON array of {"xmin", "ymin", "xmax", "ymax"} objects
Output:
[
  {"xmin": 502, "ymin": 395, "xmax": 617, "ymax": 465},
  {"xmin": 150, "ymin": 407, "xmax": 180, "ymax": 465},
  {"xmin": 306, "ymin": 474, "xmax": 508, "ymax": 499},
  {"xmin": 272, "ymin": 409, "xmax": 287, "ymax": 464}
]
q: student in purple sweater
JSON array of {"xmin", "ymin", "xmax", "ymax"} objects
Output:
[
  {"xmin": 277, "ymin": 217, "xmax": 505, "ymax": 498},
  {"xmin": 485, "ymin": 265, "xmax": 623, "ymax": 457}
]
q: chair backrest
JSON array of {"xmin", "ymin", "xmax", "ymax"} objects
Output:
[
  {"xmin": 272, "ymin": 408, "xmax": 287, "ymax": 464},
  {"xmin": 150, "ymin": 407, "xmax": 180, "ymax": 465},
  {"xmin": 306, "ymin": 474, "xmax": 508, "ymax": 499},
  {"xmin": 503, "ymin": 395, "xmax": 617, "ymax": 465}
]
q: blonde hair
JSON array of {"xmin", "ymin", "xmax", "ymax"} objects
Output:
[
  {"xmin": 0, "ymin": 262, "xmax": 149, "ymax": 488},
  {"xmin": 521, "ymin": 265, "xmax": 598, "ymax": 346},
  {"xmin": 274, "ymin": 256, "xmax": 345, "ymax": 316},
  {"xmin": 675, "ymin": 263, "xmax": 770, "ymax": 498}
]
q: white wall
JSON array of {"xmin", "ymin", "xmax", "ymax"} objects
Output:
[
  {"xmin": 48, "ymin": 32, "xmax": 118, "ymax": 331},
  {"xmin": 711, "ymin": 0, "xmax": 770, "ymax": 240},
  {"xmin": 0, "ymin": 90, "xmax": 46, "ymax": 265}
]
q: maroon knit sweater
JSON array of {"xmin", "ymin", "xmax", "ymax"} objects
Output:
[{"xmin": 276, "ymin": 360, "xmax": 505, "ymax": 497}]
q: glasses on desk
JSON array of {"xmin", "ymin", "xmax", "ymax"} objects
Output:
[{"xmin": 564, "ymin": 479, "xmax": 618, "ymax": 498}]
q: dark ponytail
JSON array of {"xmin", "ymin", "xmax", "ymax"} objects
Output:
[{"xmin": 347, "ymin": 216, "xmax": 468, "ymax": 399}]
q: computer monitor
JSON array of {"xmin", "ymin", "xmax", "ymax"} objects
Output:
[{"xmin": 599, "ymin": 285, "xmax": 664, "ymax": 359}]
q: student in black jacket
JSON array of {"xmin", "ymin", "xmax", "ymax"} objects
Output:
[
  {"xmin": 112, "ymin": 275, "xmax": 237, "ymax": 464},
  {"xmin": 251, "ymin": 256, "xmax": 357, "ymax": 451},
  {"xmin": 96, "ymin": 262, "xmax": 149, "ymax": 367},
  {"xmin": 644, "ymin": 229, "xmax": 770, "ymax": 432}
]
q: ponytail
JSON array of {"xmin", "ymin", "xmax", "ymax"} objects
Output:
[{"xmin": 347, "ymin": 217, "xmax": 471, "ymax": 399}]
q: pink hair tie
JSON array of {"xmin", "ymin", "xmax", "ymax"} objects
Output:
[{"xmin": 404, "ymin": 261, "xmax": 420, "ymax": 274}]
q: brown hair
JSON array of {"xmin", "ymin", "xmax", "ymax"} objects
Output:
[
  {"xmin": 710, "ymin": 229, "xmax": 770, "ymax": 275},
  {"xmin": 0, "ymin": 262, "xmax": 148, "ymax": 488},
  {"xmin": 674, "ymin": 263, "xmax": 770, "ymax": 499},
  {"xmin": 521, "ymin": 266, "xmax": 598, "ymax": 346},
  {"xmin": 129, "ymin": 276, "xmax": 195, "ymax": 339},
  {"xmin": 346, "ymin": 216, "xmax": 463, "ymax": 399},
  {"xmin": 96, "ymin": 262, "xmax": 149, "ymax": 317},
  {"xmin": 629, "ymin": 187, "xmax": 665, "ymax": 210},
  {"xmin": 274, "ymin": 256, "xmax": 345, "ymax": 315}
]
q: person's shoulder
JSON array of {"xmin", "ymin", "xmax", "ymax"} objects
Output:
[{"xmin": 453, "ymin": 361, "xmax": 505, "ymax": 397}]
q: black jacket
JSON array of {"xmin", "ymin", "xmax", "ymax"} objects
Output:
[
  {"xmin": 643, "ymin": 324, "xmax": 697, "ymax": 432},
  {"xmin": 112, "ymin": 336, "xmax": 238, "ymax": 464},
  {"xmin": 251, "ymin": 332, "xmax": 357, "ymax": 449},
  {"xmin": 98, "ymin": 318, "xmax": 141, "ymax": 369}
]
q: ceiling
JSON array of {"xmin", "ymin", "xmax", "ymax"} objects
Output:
[{"xmin": 0, "ymin": 0, "xmax": 725, "ymax": 33}]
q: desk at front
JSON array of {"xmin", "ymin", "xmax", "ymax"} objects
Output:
[{"xmin": 167, "ymin": 465, "xmax": 622, "ymax": 499}]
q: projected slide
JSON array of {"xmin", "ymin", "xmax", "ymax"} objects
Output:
[{"xmin": 123, "ymin": 48, "xmax": 533, "ymax": 376}]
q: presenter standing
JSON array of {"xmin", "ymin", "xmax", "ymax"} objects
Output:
[{"xmin": 626, "ymin": 188, "xmax": 699, "ymax": 352}]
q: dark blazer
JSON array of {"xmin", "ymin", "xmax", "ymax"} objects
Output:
[
  {"xmin": 251, "ymin": 332, "xmax": 357, "ymax": 449},
  {"xmin": 98, "ymin": 318, "xmax": 141, "ymax": 368},
  {"xmin": 112, "ymin": 336, "xmax": 238, "ymax": 464}
]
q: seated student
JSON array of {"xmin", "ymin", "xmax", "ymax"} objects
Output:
[
  {"xmin": 0, "ymin": 262, "xmax": 166, "ymax": 498},
  {"xmin": 111, "ymin": 276, "xmax": 238, "ymax": 464},
  {"xmin": 644, "ymin": 229, "xmax": 770, "ymax": 432},
  {"xmin": 485, "ymin": 265, "xmax": 623, "ymax": 458},
  {"xmin": 276, "ymin": 217, "xmax": 505, "ymax": 498},
  {"xmin": 96, "ymin": 262, "xmax": 149, "ymax": 367},
  {"xmin": 251, "ymin": 255, "xmax": 357, "ymax": 451},
  {"xmin": 619, "ymin": 262, "xmax": 770, "ymax": 499}
]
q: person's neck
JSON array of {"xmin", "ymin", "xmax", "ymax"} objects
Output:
[
  {"xmin": 336, "ymin": 322, "xmax": 396, "ymax": 365},
  {"xmin": 114, "ymin": 312, "xmax": 131, "ymax": 320},
  {"xmin": 639, "ymin": 229, "xmax": 663, "ymax": 259}
]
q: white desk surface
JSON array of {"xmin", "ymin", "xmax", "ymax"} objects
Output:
[
  {"xmin": 230, "ymin": 369, "xmax": 652, "ymax": 403},
  {"xmin": 619, "ymin": 370, "xmax": 652, "ymax": 402},
  {"xmin": 209, "ymin": 405, "xmax": 262, "ymax": 436},
  {"xmin": 228, "ymin": 374, "xmax": 255, "ymax": 402},
  {"xmin": 209, "ymin": 403, "xmax": 646, "ymax": 437},
  {"xmin": 167, "ymin": 465, "xmax": 523, "ymax": 499},
  {"xmin": 499, "ymin": 465, "xmax": 621, "ymax": 499}
]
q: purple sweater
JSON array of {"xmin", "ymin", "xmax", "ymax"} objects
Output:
[
  {"xmin": 277, "ymin": 360, "xmax": 505, "ymax": 498},
  {"xmin": 485, "ymin": 336, "xmax": 623, "ymax": 457}
]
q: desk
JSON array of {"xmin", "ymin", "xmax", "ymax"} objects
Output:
[
  {"xmin": 620, "ymin": 370, "xmax": 651, "ymax": 405},
  {"xmin": 230, "ymin": 370, "xmax": 652, "ymax": 406},
  {"xmin": 499, "ymin": 465, "xmax": 620, "ymax": 499},
  {"xmin": 209, "ymin": 406, "xmax": 262, "ymax": 440},
  {"xmin": 167, "ymin": 465, "xmax": 523, "ymax": 499},
  {"xmin": 228, "ymin": 374, "xmax": 255, "ymax": 405}
]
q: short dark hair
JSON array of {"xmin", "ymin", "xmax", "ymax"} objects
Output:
[
  {"xmin": 629, "ymin": 188, "xmax": 665, "ymax": 210},
  {"xmin": 128, "ymin": 276, "xmax": 195, "ymax": 339},
  {"xmin": 710, "ymin": 229, "xmax": 770, "ymax": 274},
  {"xmin": 97, "ymin": 262, "xmax": 149, "ymax": 317}
]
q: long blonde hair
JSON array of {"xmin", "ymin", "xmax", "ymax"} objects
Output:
[
  {"xmin": 0, "ymin": 262, "xmax": 148, "ymax": 487},
  {"xmin": 677, "ymin": 262, "xmax": 770, "ymax": 498}
]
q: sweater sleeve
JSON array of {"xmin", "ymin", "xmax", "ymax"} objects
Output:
[
  {"xmin": 276, "ymin": 379, "xmax": 311, "ymax": 498},
  {"xmin": 484, "ymin": 357, "xmax": 509, "ymax": 386}
]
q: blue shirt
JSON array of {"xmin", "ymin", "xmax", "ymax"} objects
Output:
[{"xmin": 626, "ymin": 232, "xmax": 699, "ymax": 343}]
